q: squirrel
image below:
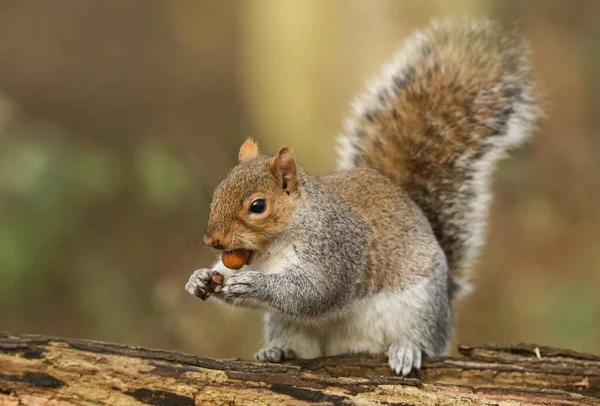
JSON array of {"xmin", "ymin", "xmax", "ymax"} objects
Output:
[{"xmin": 185, "ymin": 19, "xmax": 539, "ymax": 375}]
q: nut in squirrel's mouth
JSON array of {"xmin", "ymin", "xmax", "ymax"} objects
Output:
[{"xmin": 221, "ymin": 249, "xmax": 256, "ymax": 270}]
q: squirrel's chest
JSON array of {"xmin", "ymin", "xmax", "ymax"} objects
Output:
[{"xmin": 250, "ymin": 241, "xmax": 299, "ymax": 274}]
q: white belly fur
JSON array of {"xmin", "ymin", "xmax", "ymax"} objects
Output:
[
  {"xmin": 264, "ymin": 271, "xmax": 439, "ymax": 359},
  {"xmin": 322, "ymin": 277, "xmax": 432, "ymax": 356}
]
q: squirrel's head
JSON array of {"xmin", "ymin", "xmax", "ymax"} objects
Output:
[{"xmin": 203, "ymin": 138, "xmax": 300, "ymax": 259}]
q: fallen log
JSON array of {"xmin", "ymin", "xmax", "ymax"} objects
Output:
[{"xmin": 0, "ymin": 332, "xmax": 598, "ymax": 405}]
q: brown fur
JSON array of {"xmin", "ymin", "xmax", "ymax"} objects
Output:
[
  {"xmin": 318, "ymin": 168, "xmax": 437, "ymax": 290},
  {"xmin": 205, "ymin": 143, "xmax": 300, "ymax": 256},
  {"xmin": 238, "ymin": 138, "xmax": 259, "ymax": 163},
  {"xmin": 270, "ymin": 147, "xmax": 298, "ymax": 194},
  {"xmin": 342, "ymin": 20, "xmax": 539, "ymax": 296}
]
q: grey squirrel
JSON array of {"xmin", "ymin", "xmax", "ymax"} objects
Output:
[{"xmin": 185, "ymin": 19, "xmax": 539, "ymax": 375}]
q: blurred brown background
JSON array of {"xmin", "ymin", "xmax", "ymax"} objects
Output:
[{"xmin": 0, "ymin": 0, "xmax": 598, "ymax": 359}]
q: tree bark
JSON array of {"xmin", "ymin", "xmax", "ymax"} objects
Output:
[{"xmin": 0, "ymin": 332, "xmax": 598, "ymax": 405}]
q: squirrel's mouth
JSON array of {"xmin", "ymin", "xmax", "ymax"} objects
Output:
[{"xmin": 245, "ymin": 250, "xmax": 256, "ymax": 265}]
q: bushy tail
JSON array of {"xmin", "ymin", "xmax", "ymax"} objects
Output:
[{"xmin": 337, "ymin": 19, "xmax": 539, "ymax": 298}]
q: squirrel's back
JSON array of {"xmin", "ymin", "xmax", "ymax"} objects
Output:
[{"xmin": 337, "ymin": 19, "xmax": 539, "ymax": 298}]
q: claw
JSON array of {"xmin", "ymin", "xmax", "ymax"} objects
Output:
[
  {"xmin": 402, "ymin": 349, "xmax": 413, "ymax": 376},
  {"xmin": 414, "ymin": 350, "xmax": 422, "ymax": 370}
]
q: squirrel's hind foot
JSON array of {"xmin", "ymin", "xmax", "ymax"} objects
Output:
[
  {"xmin": 388, "ymin": 343, "xmax": 423, "ymax": 376},
  {"xmin": 254, "ymin": 347, "xmax": 297, "ymax": 363}
]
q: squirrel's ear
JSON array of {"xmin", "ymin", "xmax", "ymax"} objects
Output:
[
  {"xmin": 270, "ymin": 147, "xmax": 297, "ymax": 194},
  {"xmin": 238, "ymin": 138, "xmax": 259, "ymax": 163}
]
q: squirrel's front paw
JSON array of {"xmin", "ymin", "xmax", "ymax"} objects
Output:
[
  {"xmin": 388, "ymin": 343, "xmax": 422, "ymax": 376},
  {"xmin": 222, "ymin": 271, "xmax": 263, "ymax": 299},
  {"xmin": 185, "ymin": 269, "xmax": 224, "ymax": 301},
  {"xmin": 255, "ymin": 347, "xmax": 297, "ymax": 363}
]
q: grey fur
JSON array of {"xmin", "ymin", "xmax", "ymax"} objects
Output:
[
  {"xmin": 185, "ymin": 19, "xmax": 538, "ymax": 376},
  {"xmin": 221, "ymin": 176, "xmax": 371, "ymax": 317},
  {"xmin": 200, "ymin": 170, "xmax": 452, "ymax": 374}
]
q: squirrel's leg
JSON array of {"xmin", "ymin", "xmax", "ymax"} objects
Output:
[
  {"xmin": 386, "ymin": 265, "xmax": 452, "ymax": 375},
  {"xmin": 321, "ymin": 263, "xmax": 451, "ymax": 376},
  {"xmin": 255, "ymin": 313, "xmax": 321, "ymax": 362}
]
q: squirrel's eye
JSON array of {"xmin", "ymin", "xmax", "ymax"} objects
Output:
[{"xmin": 249, "ymin": 199, "xmax": 266, "ymax": 214}]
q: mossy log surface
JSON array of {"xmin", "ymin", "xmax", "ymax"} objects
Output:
[{"xmin": 0, "ymin": 332, "xmax": 598, "ymax": 405}]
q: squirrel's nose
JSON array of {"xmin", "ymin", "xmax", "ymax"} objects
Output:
[{"xmin": 204, "ymin": 233, "xmax": 224, "ymax": 250}]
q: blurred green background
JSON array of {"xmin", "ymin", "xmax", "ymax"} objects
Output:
[{"xmin": 0, "ymin": 0, "xmax": 599, "ymax": 359}]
